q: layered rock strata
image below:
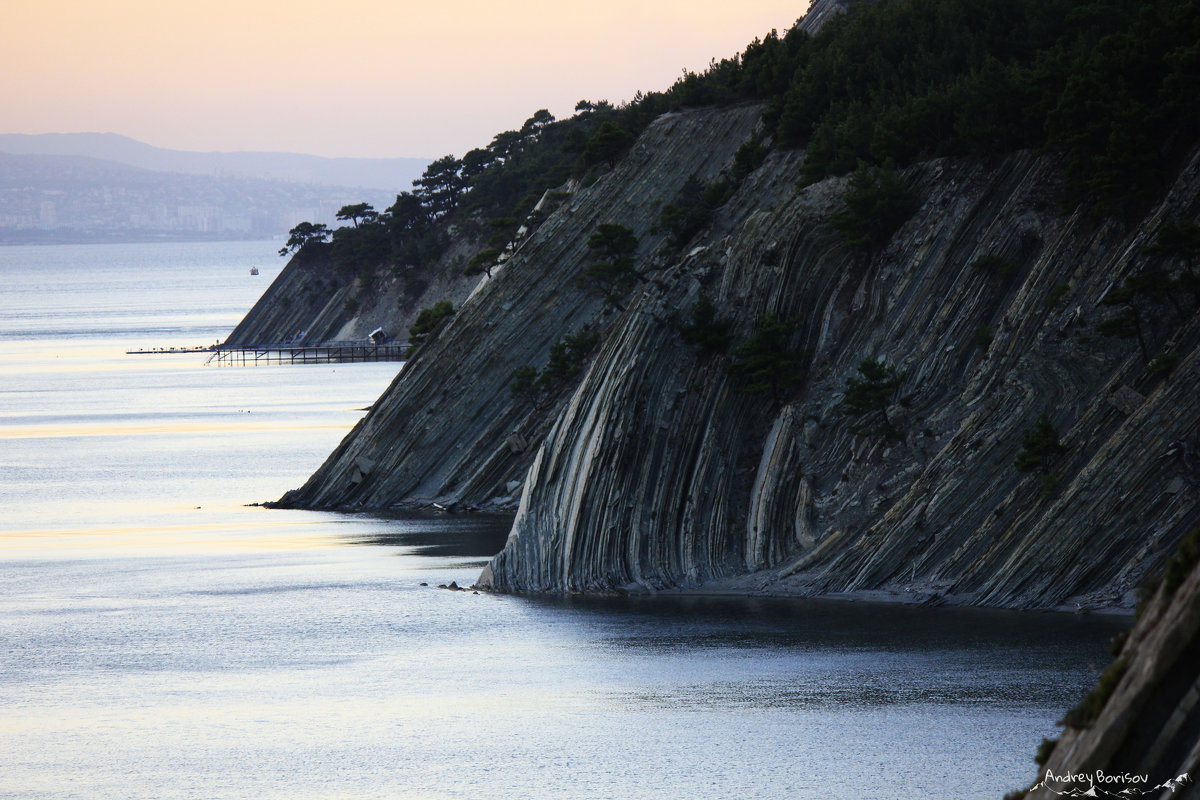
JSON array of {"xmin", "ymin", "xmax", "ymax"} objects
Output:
[
  {"xmin": 275, "ymin": 105, "xmax": 764, "ymax": 510},
  {"xmin": 224, "ymin": 239, "xmax": 477, "ymax": 347},
  {"xmin": 481, "ymin": 141, "xmax": 1200, "ymax": 609},
  {"xmin": 276, "ymin": 99, "xmax": 1199, "ymax": 611}
]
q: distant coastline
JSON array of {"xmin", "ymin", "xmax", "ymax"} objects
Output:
[
  {"xmin": 0, "ymin": 134, "xmax": 429, "ymax": 246},
  {"xmin": 0, "ymin": 229, "xmax": 280, "ymax": 246}
]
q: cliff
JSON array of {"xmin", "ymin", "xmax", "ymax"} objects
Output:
[
  {"xmin": 274, "ymin": 104, "xmax": 764, "ymax": 509},
  {"xmin": 1021, "ymin": 533, "xmax": 1200, "ymax": 798},
  {"xmin": 273, "ymin": 99, "xmax": 1199, "ymax": 613},
  {"xmin": 479, "ymin": 139, "xmax": 1200, "ymax": 610},
  {"xmin": 222, "ymin": 235, "xmax": 478, "ymax": 347}
]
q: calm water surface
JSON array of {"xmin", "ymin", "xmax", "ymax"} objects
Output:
[{"xmin": 0, "ymin": 242, "xmax": 1126, "ymax": 799}]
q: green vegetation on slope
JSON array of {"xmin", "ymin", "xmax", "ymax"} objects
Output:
[{"xmin": 285, "ymin": 0, "xmax": 1200, "ymax": 309}]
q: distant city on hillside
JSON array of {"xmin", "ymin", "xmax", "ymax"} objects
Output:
[{"xmin": 0, "ymin": 133, "xmax": 430, "ymax": 245}]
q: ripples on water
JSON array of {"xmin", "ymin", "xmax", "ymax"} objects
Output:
[{"xmin": 0, "ymin": 242, "xmax": 1126, "ymax": 799}]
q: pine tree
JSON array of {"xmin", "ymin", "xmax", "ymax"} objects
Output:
[
  {"xmin": 841, "ymin": 357, "xmax": 903, "ymax": 438},
  {"xmin": 727, "ymin": 314, "xmax": 805, "ymax": 408},
  {"xmin": 1014, "ymin": 414, "xmax": 1067, "ymax": 474},
  {"xmin": 677, "ymin": 293, "xmax": 732, "ymax": 353},
  {"xmin": 576, "ymin": 224, "xmax": 642, "ymax": 310}
]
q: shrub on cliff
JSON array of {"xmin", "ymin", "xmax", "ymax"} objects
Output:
[
  {"xmin": 507, "ymin": 328, "xmax": 601, "ymax": 404},
  {"xmin": 577, "ymin": 224, "xmax": 643, "ymax": 311},
  {"xmin": 841, "ymin": 357, "xmax": 903, "ymax": 439},
  {"xmin": 728, "ymin": 313, "xmax": 805, "ymax": 408},
  {"xmin": 677, "ymin": 293, "xmax": 732, "ymax": 354},
  {"xmin": 464, "ymin": 248, "xmax": 503, "ymax": 278},
  {"xmin": 538, "ymin": 326, "xmax": 601, "ymax": 389},
  {"xmin": 1014, "ymin": 414, "xmax": 1067, "ymax": 476},
  {"xmin": 830, "ymin": 162, "xmax": 919, "ymax": 251},
  {"xmin": 1097, "ymin": 269, "xmax": 1186, "ymax": 363},
  {"xmin": 407, "ymin": 301, "xmax": 455, "ymax": 351},
  {"xmin": 508, "ymin": 366, "xmax": 538, "ymax": 400},
  {"xmin": 732, "ymin": 133, "xmax": 769, "ymax": 179},
  {"xmin": 656, "ymin": 175, "xmax": 735, "ymax": 250},
  {"xmin": 1146, "ymin": 219, "xmax": 1200, "ymax": 307},
  {"xmin": 1162, "ymin": 523, "xmax": 1200, "ymax": 599},
  {"xmin": 1060, "ymin": 659, "xmax": 1128, "ymax": 729}
]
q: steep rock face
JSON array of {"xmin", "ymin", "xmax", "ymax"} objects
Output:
[
  {"xmin": 1025, "ymin": 547, "xmax": 1200, "ymax": 798},
  {"xmin": 797, "ymin": 0, "xmax": 868, "ymax": 34},
  {"xmin": 223, "ymin": 239, "xmax": 477, "ymax": 346},
  {"xmin": 482, "ymin": 138, "xmax": 1200, "ymax": 609},
  {"xmin": 273, "ymin": 96, "xmax": 1199, "ymax": 611},
  {"xmin": 275, "ymin": 105, "xmax": 764, "ymax": 509}
]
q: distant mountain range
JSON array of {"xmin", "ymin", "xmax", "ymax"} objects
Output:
[
  {"xmin": 0, "ymin": 133, "xmax": 430, "ymax": 192},
  {"xmin": 0, "ymin": 134, "xmax": 431, "ymax": 244}
]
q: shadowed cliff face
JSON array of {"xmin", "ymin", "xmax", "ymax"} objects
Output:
[
  {"xmin": 1023, "ymin": 546, "xmax": 1200, "ymax": 799},
  {"xmin": 223, "ymin": 239, "xmax": 479, "ymax": 347},
  {"xmin": 481, "ymin": 140, "xmax": 1200, "ymax": 609},
  {"xmin": 275, "ymin": 105, "xmax": 764, "ymax": 510},
  {"xmin": 278, "ymin": 102, "xmax": 1200, "ymax": 611}
]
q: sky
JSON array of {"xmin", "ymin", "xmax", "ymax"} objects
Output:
[{"xmin": 3, "ymin": 1, "xmax": 811, "ymax": 160}]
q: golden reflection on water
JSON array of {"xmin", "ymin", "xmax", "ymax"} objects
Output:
[
  {"xmin": 0, "ymin": 518, "xmax": 344, "ymax": 554},
  {"xmin": 0, "ymin": 348, "xmax": 196, "ymax": 371}
]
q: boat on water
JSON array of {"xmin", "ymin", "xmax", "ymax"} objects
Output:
[{"xmin": 250, "ymin": 267, "xmax": 260, "ymax": 275}]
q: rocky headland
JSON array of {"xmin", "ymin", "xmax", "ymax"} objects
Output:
[
  {"xmin": 230, "ymin": 0, "xmax": 1200, "ymax": 785},
  {"xmin": 267, "ymin": 100, "xmax": 1199, "ymax": 614}
]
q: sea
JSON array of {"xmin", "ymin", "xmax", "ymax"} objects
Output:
[{"xmin": 0, "ymin": 240, "xmax": 1127, "ymax": 800}]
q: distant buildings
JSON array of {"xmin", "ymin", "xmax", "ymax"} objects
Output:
[{"xmin": 0, "ymin": 153, "xmax": 396, "ymax": 244}]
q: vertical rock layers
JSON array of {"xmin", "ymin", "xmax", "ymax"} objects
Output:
[
  {"xmin": 277, "ymin": 106, "xmax": 764, "ymax": 511},
  {"xmin": 280, "ymin": 103, "xmax": 1200, "ymax": 611}
]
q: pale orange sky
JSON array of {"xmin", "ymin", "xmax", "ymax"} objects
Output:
[{"xmin": 3, "ymin": 1, "xmax": 810, "ymax": 159}]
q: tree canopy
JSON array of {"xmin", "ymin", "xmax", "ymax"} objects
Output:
[
  {"xmin": 842, "ymin": 357, "xmax": 903, "ymax": 438},
  {"xmin": 728, "ymin": 313, "xmax": 805, "ymax": 408},
  {"xmin": 335, "ymin": 203, "xmax": 377, "ymax": 228},
  {"xmin": 278, "ymin": 221, "xmax": 330, "ymax": 257},
  {"xmin": 1014, "ymin": 414, "xmax": 1067, "ymax": 474}
]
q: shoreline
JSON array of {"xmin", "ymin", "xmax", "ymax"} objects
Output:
[
  {"xmin": 472, "ymin": 572, "xmax": 1138, "ymax": 618},
  {"xmin": 272, "ymin": 500, "xmax": 1138, "ymax": 617}
]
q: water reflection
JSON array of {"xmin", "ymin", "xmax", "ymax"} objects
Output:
[
  {"xmin": 339, "ymin": 510, "xmax": 513, "ymax": 560},
  {"xmin": 524, "ymin": 591, "xmax": 1125, "ymax": 653}
]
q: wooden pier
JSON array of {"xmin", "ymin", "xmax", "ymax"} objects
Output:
[
  {"xmin": 126, "ymin": 346, "xmax": 216, "ymax": 355},
  {"xmin": 204, "ymin": 342, "xmax": 408, "ymax": 366}
]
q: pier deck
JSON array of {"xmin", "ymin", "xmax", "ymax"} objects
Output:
[{"xmin": 205, "ymin": 342, "xmax": 408, "ymax": 366}]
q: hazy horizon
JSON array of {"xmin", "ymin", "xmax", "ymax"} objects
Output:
[
  {"xmin": 0, "ymin": 131, "xmax": 437, "ymax": 161},
  {"xmin": 4, "ymin": 1, "xmax": 811, "ymax": 161}
]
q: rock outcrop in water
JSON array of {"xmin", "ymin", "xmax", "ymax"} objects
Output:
[{"xmin": 273, "ymin": 96, "xmax": 1200, "ymax": 612}]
